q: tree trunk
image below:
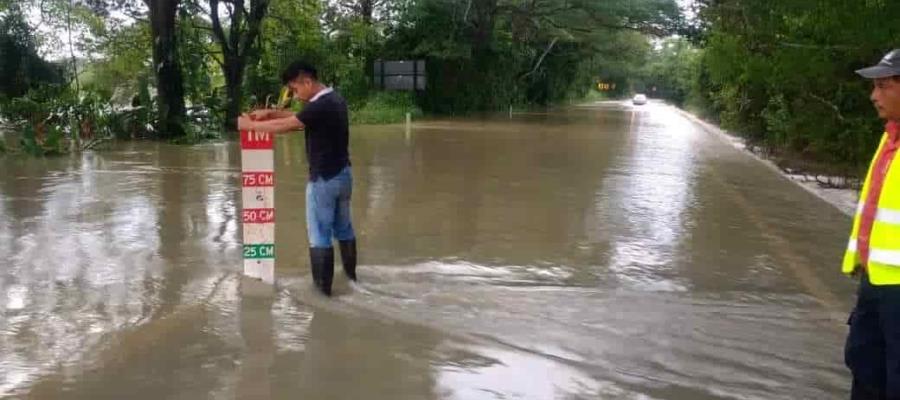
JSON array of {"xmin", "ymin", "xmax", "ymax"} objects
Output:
[
  {"xmin": 210, "ymin": 0, "xmax": 269, "ymax": 132},
  {"xmin": 224, "ymin": 57, "xmax": 244, "ymax": 131},
  {"xmin": 471, "ymin": 0, "xmax": 497, "ymax": 52},
  {"xmin": 147, "ymin": 0, "xmax": 186, "ymax": 138},
  {"xmin": 360, "ymin": 0, "xmax": 373, "ymax": 25}
]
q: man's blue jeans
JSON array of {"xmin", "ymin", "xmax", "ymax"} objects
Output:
[{"xmin": 306, "ymin": 166, "xmax": 355, "ymax": 248}]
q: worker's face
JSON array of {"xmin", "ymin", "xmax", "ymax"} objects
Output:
[
  {"xmin": 288, "ymin": 75, "xmax": 316, "ymax": 102},
  {"xmin": 871, "ymin": 76, "xmax": 900, "ymax": 121}
]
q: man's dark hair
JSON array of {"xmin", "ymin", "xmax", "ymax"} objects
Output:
[{"xmin": 281, "ymin": 61, "xmax": 318, "ymax": 85}]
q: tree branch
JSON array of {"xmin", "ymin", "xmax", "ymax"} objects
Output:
[
  {"xmin": 463, "ymin": 0, "xmax": 472, "ymax": 23},
  {"xmin": 521, "ymin": 37, "xmax": 557, "ymax": 79},
  {"xmin": 191, "ymin": 23, "xmax": 215, "ymax": 32},
  {"xmin": 238, "ymin": 0, "xmax": 268, "ymax": 59},
  {"xmin": 237, "ymin": 0, "xmax": 250, "ymax": 19},
  {"xmin": 193, "ymin": 3, "xmax": 212, "ymax": 17},
  {"xmin": 205, "ymin": 48, "xmax": 226, "ymax": 69},
  {"xmin": 209, "ymin": 0, "xmax": 231, "ymax": 53},
  {"xmin": 66, "ymin": 0, "xmax": 80, "ymax": 94},
  {"xmin": 224, "ymin": 0, "xmax": 234, "ymax": 20},
  {"xmin": 122, "ymin": 10, "xmax": 150, "ymax": 23},
  {"xmin": 806, "ymin": 92, "xmax": 848, "ymax": 123},
  {"xmin": 777, "ymin": 42, "xmax": 860, "ymax": 50},
  {"xmin": 229, "ymin": 0, "xmax": 243, "ymax": 55}
]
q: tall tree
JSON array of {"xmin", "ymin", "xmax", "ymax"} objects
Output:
[
  {"xmin": 329, "ymin": 0, "xmax": 387, "ymax": 83},
  {"xmin": 0, "ymin": 6, "xmax": 63, "ymax": 97},
  {"xmin": 146, "ymin": 0, "xmax": 186, "ymax": 138},
  {"xmin": 336, "ymin": 0, "xmax": 383, "ymax": 24},
  {"xmin": 249, "ymin": 0, "xmax": 323, "ymax": 103},
  {"xmin": 205, "ymin": 0, "xmax": 269, "ymax": 130},
  {"xmin": 384, "ymin": 0, "xmax": 680, "ymax": 112},
  {"xmin": 693, "ymin": 0, "xmax": 900, "ymax": 172}
]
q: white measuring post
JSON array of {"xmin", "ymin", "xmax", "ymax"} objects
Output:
[{"xmin": 241, "ymin": 129, "xmax": 275, "ymax": 285}]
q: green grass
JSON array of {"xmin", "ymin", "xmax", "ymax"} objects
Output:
[{"xmin": 350, "ymin": 92, "xmax": 423, "ymax": 125}]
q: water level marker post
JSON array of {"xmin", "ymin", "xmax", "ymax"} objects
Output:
[{"xmin": 241, "ymin": 129, "xmax": 275, "ymax": 285}]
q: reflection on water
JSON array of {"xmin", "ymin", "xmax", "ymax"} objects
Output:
[
  {"xmin": 437, "ymin": 345, "xmax": 607, "ymax": 399},
  {"xmin": 1, "ymin": 102, "xmax": 856, "ymax": 399},
  {"xmin": 600, "ymin": 105, "xmax": 699, "ymax": 292}
]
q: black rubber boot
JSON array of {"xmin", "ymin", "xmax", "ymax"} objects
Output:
[
  {"xmin": 339, "ymin": 239, "xmax": 357, "ymax": 281},
  {"xmin": 309, "ymin": 247, "xmax": 334, "ymax": 296}
]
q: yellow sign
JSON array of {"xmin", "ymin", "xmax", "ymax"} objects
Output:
[{"xmin": 596, "ymin": 82, "xmax": 616, "ymax": 91}]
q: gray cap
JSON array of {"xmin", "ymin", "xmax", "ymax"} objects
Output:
[{"xmin": 857, "ymin": 49, "xmax": 900, "ymax": 79}]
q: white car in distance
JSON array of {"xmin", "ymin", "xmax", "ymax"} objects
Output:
[{"xmin": 632, "ymin": 94, "xmax": 648, "ymax": 105}]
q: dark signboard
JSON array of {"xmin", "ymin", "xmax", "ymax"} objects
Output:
[{"xmin": 374, "ymin": 60, "xmax": 426, "ymax": 91}]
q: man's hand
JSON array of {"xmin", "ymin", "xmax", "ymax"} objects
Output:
[
  {"xmin": 249, "ymin": 109, "xmax": 274, "ymax": 121},
  {"xmin": 237, "ymin": 114, "xmax": 256, "ymax": 131}
]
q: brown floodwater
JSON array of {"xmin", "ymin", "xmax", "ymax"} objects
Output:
[{"xmin": 0, "ymin": 101, "xmax": 857, "ymax": 399}]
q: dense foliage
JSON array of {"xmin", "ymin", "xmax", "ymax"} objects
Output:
[
  {"xmin": 2, "ymin": 0, "xmax": 893, "ymax": 178},
  {"xmin": 639, "ymin": 0, "xmax": 900, "ymax": 177}
]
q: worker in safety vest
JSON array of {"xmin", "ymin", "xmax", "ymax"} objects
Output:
[{"xmin": 844, "ymin": 48, "xmax": 900, "ymax": 399}]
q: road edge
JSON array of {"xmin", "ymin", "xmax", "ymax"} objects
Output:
[{"xmin": 669, "ymin": 104, "xmax": 856, "ymax": 217}]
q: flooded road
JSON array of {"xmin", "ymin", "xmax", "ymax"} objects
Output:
[{"xmin": 1, "ymin": 101, "xmax": 856, "ymax": 399}]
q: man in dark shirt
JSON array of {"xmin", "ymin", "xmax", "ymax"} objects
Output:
[{"xmin": 237, "ymin": 61, "xmax": 357, "ymax": 296}]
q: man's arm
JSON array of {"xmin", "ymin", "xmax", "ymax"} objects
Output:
[
  {"xmin": 270, "ymin": 110, "xmax": 297, "ymax": 120},
  {"xmin": 237, "ymin": 114, "xmax": 304, "ymax": 134},
  {"xmin": 249, "ymin": 109, "xmax": 296, "ymax": 120}
]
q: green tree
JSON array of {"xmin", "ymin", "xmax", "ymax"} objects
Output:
[
  {"xmin": 249, "ymin": 0, "xmax": 324, "ymax": 104},
  {"xmin": 0, "ymin": 7, "xmax": 63, "ymax": 97},
  {"xmin": 694, "ymin": 0, "xmax": 900, "ymax": 174},
  {"xmin": 201, "ymin": 0, "xmax": 269, "ymax": 130},
  {"xmin": 640, "ymin": 37, "xmax": 700, "ymax": 106},
  {"xmin": 383, "ymin": 0, "xmax": 680, "ymax": 113},
  {"xmin": 146, "ymin": 0, "xmax": 187, "ymax": 138}
]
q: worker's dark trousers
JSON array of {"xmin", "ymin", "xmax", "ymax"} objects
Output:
[{"xmin": 846, "ymin": 272, "xmax": 900, "ymax": 399}]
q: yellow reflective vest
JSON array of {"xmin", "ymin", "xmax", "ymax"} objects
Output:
[{"xmin": 843, "ymin": 131, "xmax": 900, "ymax": 285}]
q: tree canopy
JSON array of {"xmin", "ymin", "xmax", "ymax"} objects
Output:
[{"xmin": 2, "ymin": 0, "xmax": 893, "ymax": 178}]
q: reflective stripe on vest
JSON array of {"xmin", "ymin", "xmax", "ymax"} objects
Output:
[
  {"xmin": 876, "ymin": 207, "xmax": 900, "ymax": 224},
  {"xmin": 843, "ymin": 132, "xmax": 900, "ymax": 285},
  {"xmin": 871, "ymin": 249, "xmax": 900, "ymax": 265},
  {"xmin": 850, "ymin": 203, "xmax": 900, "ymax": 225},
  {"xmin": 850, "ymin": 237, "xmax": 900, "ymax": 265}
]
